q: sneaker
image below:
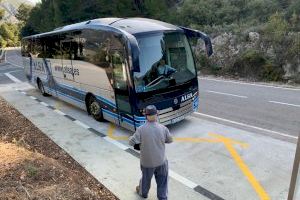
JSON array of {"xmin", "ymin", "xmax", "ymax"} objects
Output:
[
  {"xmin": 136, "ymin": 185, "xmax": 140, "ymax": 194},
  {"xmin": 136, "ymin": 185, "xmax": 148, "ymax": 198}
]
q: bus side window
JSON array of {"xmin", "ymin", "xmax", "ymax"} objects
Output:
[
  {"xmin": 21, "ymin": 39, "xmax": 30, "ymax": 57},
  {"xmin": 43, "ymin": 35, "xmax": 61, "ymax": 59},
  {"xmin": 61, "ymin": 42, "xmax": 72, "ymax": 60},
  {"xmin": 31, "ymin": 38, "xmax": 43, "ymax": 58}
]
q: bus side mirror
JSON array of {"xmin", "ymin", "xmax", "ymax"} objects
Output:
[
  {"xmin": 180, "ymin": 26, "xmax": 213, "ymax": 57},
  {"xmin": 122, "ymin": 33, "xmax": 141, "ymax": 72}
]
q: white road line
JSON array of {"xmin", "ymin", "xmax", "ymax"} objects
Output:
[
  {"xmin": 30, "ymin": 96, "xmax": 37, "ymax": 100},
  {"xmin": 54, "ymin": 109, "xmax": 66, "ymax": 115},
  {"xmin": 4, "ymin": 73, "xmax": 22, "ymax": 83},
  {"xmin": 269, "ymin": 101, "xmax": 300, "ymax": 108},
  {"xmin": 206, "ymin": 90, "xmax": 248, "ymax": 98},
  {"xmin": 0, "ymin": 68, "xmax": 13, "ymax": 71},
  {"xmin": 74, "ymin": 120, "xmax": 90, "ymax": 129},
  {"xmin": 169, "ymin": 170, "xmax": 198, "ymax": 189},
  {"xmin": 40, "ymin": 102, "xmax": 49, "ymax": 107},
  {"xmin": 103, "ymin": 136, "xmax": 128, "ymax": 150},
  {"xmin": 194, "ymin": 112, "xmax": 297, "ymax": 140},
  {"xmin": 6, "ymin": 61, "xmax": 23, "ymax": 68},
  {"xmin": 4, "ymin": 50, "xmax": 23, "ymax": 68},
  {"xmin": 21, "ymin": 91, "xmax": 27, "ymax": 95},
  {"xmin": 199, "ymin": 77, "xmax": 300, "ymax": 91},
  {"xmin": 7, "ymin": 69, "xmax": 23, "ymax": 73}
]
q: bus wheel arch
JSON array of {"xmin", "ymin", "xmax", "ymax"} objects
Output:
[{"xmin": 85, "ymin": 93, "xmax": 105, "ymax": 121}]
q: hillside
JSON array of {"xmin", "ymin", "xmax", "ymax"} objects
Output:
[{"xmin": 0, "ymin": 0, "xmax": 34, "ymax": 23}]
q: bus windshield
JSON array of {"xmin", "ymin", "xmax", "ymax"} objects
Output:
[{"xmin": 134, "ymin": 32, "xmax": 196, "ymax": 93}]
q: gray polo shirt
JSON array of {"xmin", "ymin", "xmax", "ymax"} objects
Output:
[{"xmin": 129, "ymin": 121, "xmax": 173, "ymax": 168}]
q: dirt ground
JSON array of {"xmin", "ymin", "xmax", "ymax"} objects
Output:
[{"xmin": 0, "ymin": 97, "xmax": 119, "ymax": 200}]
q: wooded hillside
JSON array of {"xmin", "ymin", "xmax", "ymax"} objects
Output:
[{"xmin": 1, "ymin": 0, "xmax": 300, "ymax": 83}]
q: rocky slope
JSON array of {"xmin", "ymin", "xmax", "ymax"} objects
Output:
[{"xmin": 0, "ymin": 0, "xmax": 34, "ymax": 23}]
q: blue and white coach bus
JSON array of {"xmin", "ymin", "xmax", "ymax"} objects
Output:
[{"xmin": 21, "ymin": 18, "xmax": 213, "ymax": 131}]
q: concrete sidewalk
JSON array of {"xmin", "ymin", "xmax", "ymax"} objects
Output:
[{"xmin": 0, "ymin": 89, "xmax": 206, "ymax": 200}]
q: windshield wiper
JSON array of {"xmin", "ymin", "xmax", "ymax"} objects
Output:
[{"xmin": 145, "ymin": 75, "xmax": 165, "ymax": 87}]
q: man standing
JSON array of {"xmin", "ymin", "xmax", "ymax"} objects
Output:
[{"xmin": 129, "ymin": 105, "xmax": 173, "ymax": 200}]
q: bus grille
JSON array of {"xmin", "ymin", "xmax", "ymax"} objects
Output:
[{"xmin": 158, "ymin": 99, "xmax": 194, "ymax": 125}]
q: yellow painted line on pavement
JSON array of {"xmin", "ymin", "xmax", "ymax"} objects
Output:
[
  {"xmin": 55, "ymin": 101, "xmax": 62, "ymax": 110},
  {"xmin": 209, "ymin": 133, "xmax": 270, "ymax": 200},
  {"xmin": 108, "ymin": 123, "xmax": 128, "ymax": 140},
  {"xmin": 107, "ymin": 123, "xmax": 115, "ymax": 137},
  {"xmin": 106, "ymin": 124, "xmax": 268, "ymax": 199},
  {"xmin": 174, "ymin": 137, "xmax": 219, "ymax": 143}
]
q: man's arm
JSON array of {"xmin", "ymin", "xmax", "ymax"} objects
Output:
[
  {"xmin": 166, "ymin": 65, "xmax": 176, "ymax": 75},
  {"xmin": 165, "ymin": 127, "xmax": 173, "ymax": 143},
  {"xmin": 129, "ymin": 128, "xmax": 141, "ymax": 146}
]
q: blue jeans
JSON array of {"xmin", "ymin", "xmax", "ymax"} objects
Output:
[{"xmin": 139, "ymin": 160, "xmax": 169, "ymax": 200}]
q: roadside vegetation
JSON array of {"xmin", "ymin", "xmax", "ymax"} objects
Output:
[
  {"xmin": 0, "ymin": 0, "xmax": 27, "ymax": 47},
  {"xmin": 0, "ymin": 97, "xmax": 118, "ymax": 199},
  {"xmin": 1, "ymin": 0, "xmax": 299, "ymax": 83}
]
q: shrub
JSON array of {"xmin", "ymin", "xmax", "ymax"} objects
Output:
[
  {"xmin": 262, "ymin": 62, "xmax": 285, "ymax": 81},
  {"xmin": 233, "ymin": 50, "xmax": 266, "ymax": 79},
  {"xmin": 232, "ymin": 49, "xmax": 284, "ymax": 81},
  {"xmin": 196, "ymin": 54, "xmax": 221, "ymax": 75}
]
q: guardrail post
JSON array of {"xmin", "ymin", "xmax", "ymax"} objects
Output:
[{"xmin": 288, "ymin": 132, "xmax": 300, "ymax": 200}]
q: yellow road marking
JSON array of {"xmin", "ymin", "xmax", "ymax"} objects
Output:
[
  {"xmin": 106, "ymin": 125, "xmax": 269, "ymax": 199},
  {"xmin": 55, "ymin": 101, "xmax": 62, "ymax": 110},
  {"xmin": 174, "ymin": 137, "xmax": 219, "ymax": 143},
  {"xmin": 208, "ymin": 133, "xmax": 249, "ymax": 149},
  {"xmin": 209, "ymin": 133, "xmax": 270, "ymax": 200},
  {"xmin": 107, "ymin": 123, "xmax": 115, "ymax": 137},
  {"xmin": 108, "ymin": 123, "xmax": 128, "ymax": 140}
]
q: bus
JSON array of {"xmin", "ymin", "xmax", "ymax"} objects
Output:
[{"xmin": 21, "ymin": 18, "xmax": 213, "ymax": 131}]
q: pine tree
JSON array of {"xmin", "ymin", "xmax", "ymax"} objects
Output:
[{"xmin": 0, "ymin": 0, "xmax": 5, "ymax": 21}]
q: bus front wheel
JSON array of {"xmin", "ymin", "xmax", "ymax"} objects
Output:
[{"xmin": 88, "ymin": 96, "xmax": 104, "ymax": 121}]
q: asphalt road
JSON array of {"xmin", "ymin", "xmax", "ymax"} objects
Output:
[
  {"xmin": 197, "ymin": 78, "xmax": 300, "ymax": 137},
  {"xmin": 2, "ymin": 49, "xmax": 300, "ymax": 138}
]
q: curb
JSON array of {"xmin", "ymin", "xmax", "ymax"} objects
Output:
[{"xmin": 0, "ymin": 49, "xmax": 5, "ymax": 62}]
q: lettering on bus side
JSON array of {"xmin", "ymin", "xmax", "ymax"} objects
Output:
[
  {"xmin": 54, "ymin": 65, "xmax": 80, "ymax": 76},
  {"xmin": 181, "ymin": 93, "xmax": 193, "ymax": 103},
  {"xmin": 32, "ymin": 60, "xmax": 46, "ymax": 73}
]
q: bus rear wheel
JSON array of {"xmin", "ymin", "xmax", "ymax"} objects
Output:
[
  {"xmin": 37, "ymin": 79, "xmax": 49, "ymax": 96},
  {"xmin": 88, "ymin": 96, "xmax": 104, "ymax": 121}
]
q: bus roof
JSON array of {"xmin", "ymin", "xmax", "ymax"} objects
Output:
[
  {"xmin": 109, "ymin": 18, "xmax": 181, "ymax": 35},
  {"xmin": 23, "ymin": 17, "xmax": 182, "ymax": 39}
]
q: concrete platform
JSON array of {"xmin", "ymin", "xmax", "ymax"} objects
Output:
[
  {"xmin": 0, "ymin": 87, "xmax": 296, "ymax": 200},
  {"xmin": 0, "ymin": 89, "xmax": 207, "ymax": 200}
]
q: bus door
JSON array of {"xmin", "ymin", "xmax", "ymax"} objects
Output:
[{"xmin": 111, "ymin": 50, "xmax": 134, "ymax": 130}]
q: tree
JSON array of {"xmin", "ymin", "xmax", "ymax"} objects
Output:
[
  {"xmin": 16, "ymin": 3, "xmax": 33, "ymax": 22},
  {"xmin": 0, "ymin": 0, "xmax": 5, "ymax": 21},
  {"xmin": 0, "ymin": 23, "xmax": 20, "ymax": 47},
  {"xmin": 21, "ymin": 0, "xmax": 172, "ymax": 35}
]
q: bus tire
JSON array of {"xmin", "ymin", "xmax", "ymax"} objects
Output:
[
  {"xmin": 87, "ymin": 95, "xmax": 105, "ymax": 121},
  {"xmin": 37, "ymin": 79, "xmax": 49, "ymax": 96}
]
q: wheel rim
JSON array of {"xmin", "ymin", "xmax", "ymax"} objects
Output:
[{"xmin": 90, "ymin": 101, "xmax": 100, "ymax": 116}]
